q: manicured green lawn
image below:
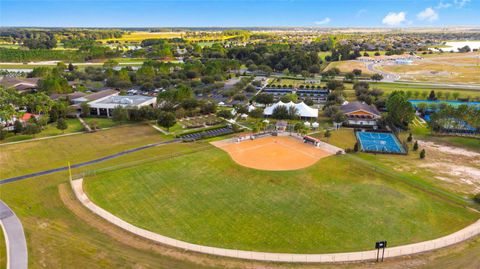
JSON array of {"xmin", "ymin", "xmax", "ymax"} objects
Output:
[
  {"xmin": 84, "ymin": 143, "xmax": 478, "ymax": 253},
  {"xmin": 0, "ymin": 124, "xmax": 164, "ymax": 179},
  {"xmin": 311, "ymin": 128, "xmax": 357, "ymax": 150},
  {"xmin": 0, "ymin": 134, "xmax": 479, "ymax": 268},
  {"xmin": 83, "ymin": 117, "xmax": 123, "ymax": 129},
  {"xmin": 371, "ymin": 82, "xmax": 480, "ymax": 100},
  {"xmin": 1, "ymin": 118, "xmax": 85, "ymax": 144}
]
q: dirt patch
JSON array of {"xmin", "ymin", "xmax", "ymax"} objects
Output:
[
  {"xmin": 419, "ymin": 141, "xmax": 480, "ymax": 158},
  {"xmin": 211, "ymin": 136, "xmax": 331, "ymax": 171},
  {"xmin": 416, "ymin": 140, "xmax": 480, "ymax": 193}
]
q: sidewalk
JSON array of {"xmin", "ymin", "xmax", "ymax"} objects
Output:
[
  {"xmin": 72, "ymin": 178, "xmax": 480, "ymax": 263},
  {"xmin": 0, "ymin": 200, "xmax": 28, "ymax": 269}
]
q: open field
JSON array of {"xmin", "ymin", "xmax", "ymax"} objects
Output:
[
  {"xmin": 311, "ymin": 128, "xmax": 357, "ymax": 150},
  {"xmin": 324, "ymin": 61, "xmax": 375, "ymax": 75},
  {"xmin": 83, "ymin": 117, "xmax": 124, "ymax": 130},
  {"xmin": 377, "ymin": 52, "xmax": 480, "ymax": 84},
  {"xmin": 369, "ymin": 82, "xmax": 480, "ymax": 100},
  {"xmin": 0, "ymin": 124, "xmax": 163, "ymax": 179},
  {"xmin": 99, "ymin": 31, "xmax": 183, "ymax": 43},
  {"xmin": 83, "ymin": 141, "xmax": 477, "ymax": 253},
  {"xmin": 379, "ymin": 62, "xmax": 480, "ymax": 84}
]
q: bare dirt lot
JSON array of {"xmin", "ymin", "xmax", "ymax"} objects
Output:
[{"xmin": 211, "ymin": 135, "xmax": 331, "ymax": 171}]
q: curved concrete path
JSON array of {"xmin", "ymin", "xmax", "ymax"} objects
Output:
[
  {"xmin": 0, "ymin": 200, "xmax": 28, "ymax": 269},
  {"xmin": 72, "ymin": 178, "xmax": 480, "ymax": 263}
]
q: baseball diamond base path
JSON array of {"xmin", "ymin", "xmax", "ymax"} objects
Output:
[
  {"xmin": 72, "ymin": 178, "xmax": 480, "ymax": 263},
  {"xmin": 0, "ymin": 200, "xmax": 28, "ymax": 269},
  {"xmin": 211, "ymin": 135, "xmax": 335, "ymax": 171}
]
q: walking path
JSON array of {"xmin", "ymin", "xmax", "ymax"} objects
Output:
[
  {"xmin": 77, "ymin": 115, "xmax": 92, "ymax": 132},
  {"xmin": 0, "ymin": 131, "xmax": 85, "ymax": 147},
  {"xmin": 72, "ymin": 177, "xmax": 480, "ymax": 263},
  {"xmin": 0, "ymin": 200, "xmax": 28, "ymax": 269},
  {"xmin": 150, "ymin": 124, "xmax": 169, "ymax": 135},
  {"xmin": 0, "ymin": 139, "xmax": 180, "ymax": 185}
]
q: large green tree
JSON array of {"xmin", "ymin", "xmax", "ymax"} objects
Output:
[
  {"xmin": 157, "ymin": 111, "xmax": 176, "ymax": 131},
  {"xmin": 386, "ymin": 91, "xmax": 415, "ymax": 128}
]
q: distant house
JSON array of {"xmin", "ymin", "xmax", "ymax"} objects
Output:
[
  {"xmin": 264, "ymin": 101, "xmax": 318, "ymax": 119},
  {"xmin": 340, "ymin": 101, "xmax": 381, "ymax": 127},
  {"xmin": 50, "ymin": 92, "xmax": 87, "ymax": 101},
  {"xmin": 0, "ymin": 77, "xmax": 40, "ymax": 93},
  {"xmin": 88, "ymin": 95, "xmax": 157, "ymax": 117}
]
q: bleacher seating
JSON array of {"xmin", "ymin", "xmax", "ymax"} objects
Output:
[{"xmin": 180, "ymin": 127, "xmax": 234, "ymax": 142}]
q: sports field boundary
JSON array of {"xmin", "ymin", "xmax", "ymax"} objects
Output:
[{"xmin": 71, "ymin": 178, "xmax": 480, "ymax": 263}]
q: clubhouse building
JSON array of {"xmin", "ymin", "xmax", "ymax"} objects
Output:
[
  {"xmin": 340, "ymin": 101, "xmax": 381, "ymax": 127},
  {"xmin": 88, "ymin": 95, "xmax": 157, "ymax": 117}
]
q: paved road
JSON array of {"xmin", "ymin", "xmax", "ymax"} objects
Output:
[
  {"xmin": 0, "ymin": 200, "xmax": 28, "ymax": 269},
  {"xmin": 366, "ymin": 62, "xmax": 400, "ymax": 82},
  {"xmin": 72, "ymin": 178, "xmax": 480, "ymax": 263},
  {"xmin": 0, "ymin": 139, "xmax": 180, "ymax": 185}
]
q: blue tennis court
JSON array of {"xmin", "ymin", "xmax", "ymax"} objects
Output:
[{"xmin": 356, "ymin": 131, "xmax": 406, "ymax": 154}]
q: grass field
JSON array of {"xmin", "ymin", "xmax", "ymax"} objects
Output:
[
  {"xmin": 311, "ymin": 128, "xmax": 357, "ymax": 149},
  {"xmin": 1, "ymin": 118, "xmax": 84, "ymax": 144},
  {"xmin": 379, "ymin": 63, "xmax": 480, "ymax": 84},
  {"xmin": 0, "ymin": 124, "xmax": 163, "ymax": 179},
  {"xmin": 99, "ymin": 31, "xmax": 183, "ymax": 43},
  {"xmin": 369, "ymin": 82, "xmax": 480, "ymax": 100},
  {"xmin": 83, "ymin": 117, "xmax": 123, "ymax": 129},
  {"xmin": 83, "ymin": 142, "xmax": 477, "ymax": 253},
  {"xmin": 324, "ymin": 61, "xmax": 375, "ymax": 75},
  {"xmin": 0, "ymin": 130, "xmax": 479, "ymax": 268}
]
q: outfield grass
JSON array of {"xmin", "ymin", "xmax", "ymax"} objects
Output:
[
  {"xmin": 1, "ymin": 118, "xmax": 85, "ymax": 144},
  {"xmin": 83, "ymin": 142, "xmax": 477, "ymax": 253},
  {"xmin": 0, "ymin": 124, "xmax": 163, "ymax": 179}
]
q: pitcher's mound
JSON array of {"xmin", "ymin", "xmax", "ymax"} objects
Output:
[{"xmin": 211, "ymin": 136, "xmax": 332, "ymax": 171}]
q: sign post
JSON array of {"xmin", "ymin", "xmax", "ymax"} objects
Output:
[{"xmin": 375, "ymin": 241, "xmax": 387, "ymax": 262}]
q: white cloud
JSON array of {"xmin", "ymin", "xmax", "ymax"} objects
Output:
[
  {"xmin": 436, "ymin": 2, "xmax": 452, "ymax": 8},
  {"xmin": 314, "ymin": 17, "xmax": 331, "ymax": 25},
  {"xmin": 356, "ymin": 9, "xmax": 367, "ymax": 18},
  {"xmin": 382, "ymin": 12, "xmax": 406, "ymax": 26},
  {"xmin": 454, "ymin": 0, "xmax": 470, "ymax": 8},
  {"xmin": 417, "ymin": 7, "xmax": 439, "ymax": 22}
]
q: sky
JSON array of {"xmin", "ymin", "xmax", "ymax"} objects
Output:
[{"xmin": 1, "ymin": 0, "xmax": 479, "ymax": 28}]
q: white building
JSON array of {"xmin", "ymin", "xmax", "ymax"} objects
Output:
[
  {"xmin": 263, "ymin": 101, "xmax": 318, "ymax": 119},
  {"xmin": 88, "ymin": 95, "xmax": 157, "ymax": 117}
]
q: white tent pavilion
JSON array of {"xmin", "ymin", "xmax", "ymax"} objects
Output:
[
  {"xmin": 304, "ymin": 121, "xmax": 311, "ymax": 127},
  {"xmin": 263, "ymin": 101, "xmax": 318, "ymax": 118},
  {"xmin": 312, "ymin": 122, "xmax": 320, "ymax": 128}
]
